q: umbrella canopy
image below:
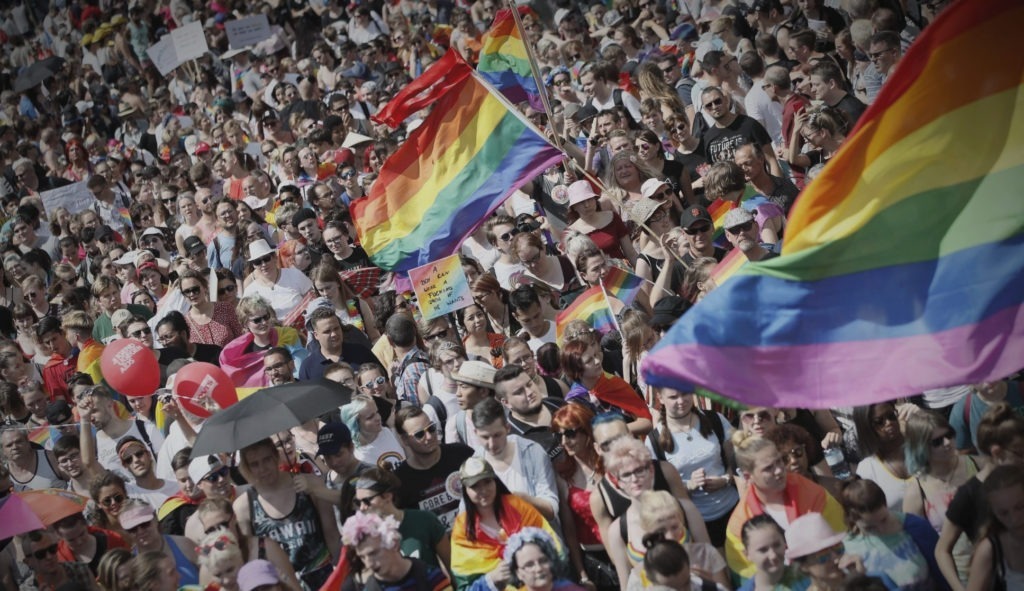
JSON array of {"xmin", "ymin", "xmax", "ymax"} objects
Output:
[
  {"xmin": 191, "ymin": 380, "xmax": 352, "ymax": 456},
  {"xmin": 15, "ymin": 489, "xmax": 89, "ymax": 526},
  {"xmin": 0, "ymin": 494, "xmax": 45, "ymax": 540},
  {"xmin": 13, "ymin": 61, "xmax": 57, "ymax": 93}
]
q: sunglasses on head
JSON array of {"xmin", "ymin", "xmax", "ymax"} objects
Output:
[{"xmin": 726, "ymin": 220, "xmax": 755, "ymax": 235}]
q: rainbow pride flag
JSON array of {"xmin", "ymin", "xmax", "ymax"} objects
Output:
[
  {"xmin": 706, "ymin": 198, "xmax": 736, "ymax": 242},
  {"xmin": 602, "ymin": 264, "xmax": 646, "ymax": 306},
  {"xmin": 476, "ymin": 7, "xmax": 543, "ymax": 109},
  {"xmin": 556, "ymin": 286, "xmax": 617, "ymax": 340},
  {"xmin": 642, "ymin": 0, "xmax": 1024, "ymax": 409},
  {"xmin": 710, "ymin": 248, "xmax": 746, "ymax": 286},
  {"xmin": 353, "ymin": 50, "xmax": 562, "ymax": 272}
]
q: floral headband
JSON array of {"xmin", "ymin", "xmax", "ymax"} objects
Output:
[{"xmin": 341, "ymin": 512, "xmax": 401, "ymax": 549}]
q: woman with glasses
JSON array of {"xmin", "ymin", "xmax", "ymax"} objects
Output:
[
  {"xmin": 350, "ymin": 467, "xmax": 451, "ymax": 571},
  {"xmin": 725, "ymin": 431, "xmax": 846, "ymax": 582},
  {"xmin": 341, "ymin": 394, "xmax": 405, "ymax": 469},
  {"xmin": 784, "ymin": 513, "xmax": 886, "ymax": 591},
  {"xmin": 902, "ymin": 411, "xmax": 980, "ymax": 533},
  {"xmin": 220, "ymin": 295, "xmax": 304, "ymax": 387},
  {"xmin": 787, "ymin": 106, "xmax": 847, "ymax": 172},
  {"xmin": 838, "ymin": 479, "xmax": 942, "ymax": 591},
  {"xmin": 194, "ymin": 497, "xmax": 301, "ymax": 590},
  {"xmin": 310, "ymin": 262, "xmax": 379, "ymax": 341},
  {"xmin": 178, "ymin": 269, "xmax": 244, "ymax": 348},
  {"xmin": 510, "ymin": 232, "xmax": 585, "ymax": 308},
  {"xmin": 89, "ymin": 471, "xmax": 135, "ymax": 539},
  {"xmin": 853, "ymin": 402, "xmax": 910, "ymax": 511},
  {"xmin": 322, "ymin": 220, "xmax": 372, "ymax": 271},
  {"xmin": 215, "ymin": 268, "xmax": 241, "ymax": 307},
  {"xmin": 482, "ymin": 527, "xmax": 587, "ymax": 591},
  {"xmin": 763, "ymin": 423, "xmax": 843, "ymax": 500}
]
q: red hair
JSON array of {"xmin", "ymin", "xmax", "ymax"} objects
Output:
[{"xmin": 551, "ymin": 402, "xmax": 603, "ymax": 479}]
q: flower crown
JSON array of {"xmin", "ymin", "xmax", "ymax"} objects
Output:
[{"xmin": 340, "ymin": 512, "xmax": 401, "ymax": 549}]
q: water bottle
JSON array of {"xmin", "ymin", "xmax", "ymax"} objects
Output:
[{"xmin": 824, "ymin": 446, "xmax": 852, "ymax": 480}]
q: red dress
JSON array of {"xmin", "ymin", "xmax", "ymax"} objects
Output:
[
  {"xmin": 187, "ymin": 302, "xmax": 245, "ymax": 348},
  {"xmin": 586, "ymin": 213, "xmax": 630, "ymax": 260}
]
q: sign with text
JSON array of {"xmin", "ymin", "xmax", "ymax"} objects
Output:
[
  {"xmin": 225, "ymin": 15, "xmax": 272, "ymax": 49},
  {"xmin": 40, "ymin": 181, "xmax": 94, "ymax": 215},
  {"xmin": 170, "ymin": 21, "xmax": 209, "ymax": 62},
  {"xmin": 408, "ymin": 254, "xmax": 473, "ymax": 320}
]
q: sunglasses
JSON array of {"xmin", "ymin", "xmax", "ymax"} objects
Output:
[
  {"xmin": 930, "ymin": 430, "xmax": 955, "ymax": 448},
  {"xmin": 362, "ymin": 376, "xmax": 387, "ymax": 390},
  {"xmin": 120, "ymin": 448, "xmax": 148, "ymax": 463},
  {"xmin": 424, "ymin": 330, "xmax": 449, "ymax": 342},
  {"xmin": 218, "ymin": 284, "xmax": 236, "ymax": 296},
  {"xmin": 131, "ymin": 327, "xmax": 152, "ymax": 339},
  {"xmin": 684, "ymin": 222, "xmax": 712, "ymax": 235},
  {"xmin": 198, "ymin": 537, "xmax": 231, "ymax": 556},
  {"xmin": 203, "ymin": 518, "xmax": 232, "ymax": 535},
  {"xmin": 703, "ymin": 97, "xmax": 724, "ymax": 109},
  {"xmin": 249, "ymin": 314, "xmax": 270, "ymax": 325},
  {"xmin": 726, "ymin": 220, "xmax": 755, "ymax": 235},
  {"xmin": 100, "ymin": 493, "xmax": 126, "ymax": 507},
  {"xmin": 791, "ymin": 77, "xmax": 805, "ymax": 86},
  {"xmin": 409, "ymin": 423, "xmax": 438, "ymax": 441},
  {"xmin": 740, "ymin": 410, "xmax": 772, "ymax": 423},
  {"xmin": 202, "ymin": 466, "xmax": 230, "ymax": 483},
  {"xmin": 872, "ymin": 411, "xmax": 899, "ymax": 427},
  {"xmin": 182, "ymin": 286, "xmax": 201, "ymax": 297},
  {"xmin": 355, "ymin": 493, "xmax": 379, "ymax": 508},
  {"xmin": 340, "ymin": 170, "xmax": 357, "ymax": 179},
  {"xmin": 554, "ymin": 427, "xmax": 582, "ymax": 439},
  {"xmin": 252, "ymin": 255, "xmax": 273, "ymax": 267},
  {"xmin": 32, "ymin": 544, "xmax": 59, "ymax": 560},
  {"xmin": 499, "ymin": 228, "xmax": 521, "ymax": 242}
]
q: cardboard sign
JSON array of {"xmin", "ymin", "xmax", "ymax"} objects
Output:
[
  {"xmin": 408, "ymin": 254, "xmax": 473, "ymax": 320},
  {"xmin": 170, "ymin": 21, "xmax": 209, "ymax": 62},
  {"xmin": 226, "ymin": 15, "xmax": 272, "ymax": 49},
  {"xmin": 146, "ymin": 35, "xmax": 178, "ymax": 76},
  {"xmin": 40, "ymin": 181, "xmax": 94, "ymax": 215}
]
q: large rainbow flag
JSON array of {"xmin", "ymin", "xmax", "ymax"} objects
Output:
[
  {"xmin": 353, "ymin": 50, "xmax": 562, "ymax": 272},
  {"xmin": 641, "ymin": 0, "xmax": 1024, "ymax": 409},
  {"xmin": 556, "ymin": 286, "xmax": 617, "ymax": 340},
  {"xmin": 476, "ymin": 7, "xmax": 543, "ymax": 109}
]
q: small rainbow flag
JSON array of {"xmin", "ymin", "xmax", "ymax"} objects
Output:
[
  {"xmin": 117, "ymin": 207, "xmax": 133, "ymax": 229},
  {"xmin": 602, "ymin": 264, "xmax": 646, "ymax": 306},
  {"xmin": 556, "ymin": 286, "xmax": 617, "ymax": 340},
  {"xmin": 706, "ymin": 198, "xmax": 737, "ymax": 242},
  {"xmin": 642, "ymin": 0, "xmax": 1024, "ymax": 410},
  {"xmin": 476, "ymin": 7, "xmax": 543, "ymax": 109},
  {"xmin": 353, "ymin": 50, "xmax": 562, "ymax": 271},
  {"xmin": 28, "ymin": 425, "xmax": 50, "ymax": 447},
  {"xmin": 710, "ymin": 248, "xmax": 746, "ymax": 286}
]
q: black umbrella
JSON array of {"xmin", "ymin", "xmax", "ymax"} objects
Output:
[
  {"xmin": 13, "ymin": 61, "xmax": 57, "ymax": 93},
  {"xmin": 190, "ymin": 380, "xmax": 353, "ymax": 456}
]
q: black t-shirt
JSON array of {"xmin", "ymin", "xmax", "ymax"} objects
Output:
[
  {"xmin": 830, "ymin": 93, "xmax": 867, "ymax": 131},
  {"xmin": 191, "ymin": 343, "xmax": 222, "ymax": 365},
  {"xmin": 765, "ymin": 175, "xmax": 802, "ymax": 215},
  {"xmin": 393, "ymin": 443, "xmax": 474, "ymax": 530},
  {"xmin": 701, "ymin": 114, "xmax": 773, "ymax": 164},
  {"xmin": 335, "ymin": 245, "xmax": 373, "ymax": 271},
  {"xmin": 946, "ymin": 475, "xmax": 986, "ymax": 541}
]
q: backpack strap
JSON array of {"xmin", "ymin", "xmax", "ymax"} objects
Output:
[
  {"xmin": 135, "ymin": 419, "xmax": 157, "ymax": 456},
  {"xmin": 648, "ymin": 428, "xmax": 667, "ymax": 462},
  {"xmin": 426, "ymin": 396, "xmax": 448, "ymax": 435}
]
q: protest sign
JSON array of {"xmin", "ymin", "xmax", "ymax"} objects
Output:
[
  {"xmin": 226, "ymin": 15, "xmax": 272, "ymax": 49},
  {"xmin": 408, "ymin": 254, "xmax": 473, "ymax": 320},
  {"xmin": 40, "ymin": 181, "xmax": 94, "ymax": 215},
  {"xmin": 146, "ymin": 36, "xmax": 178, "ymax": 76},
  {"xmin": 170, "ymin": 21, "xmax": 208, "ymax": 62}
]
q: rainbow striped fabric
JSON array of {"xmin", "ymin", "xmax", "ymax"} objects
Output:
[
  {"xmin": 602, "ymin": 264, "xmax": 646, "ymax": 306},
  {"xmin": 476, "ymin": 7, "xmax": 543, "ymax": 109},
  {"xmin": 709, "ymin": 248, "xmax": 746, "ymax": 286},
  {"xmin": 642, "ymin": 0, "xmax": 1024, "ymax": 409},
  {"xmin": 556, "ymin": 286, "xmax": 617, "ymax": 340},
  {"xmin": 354, "ymin": 50, "xmax": 562, "ymax": 272}
]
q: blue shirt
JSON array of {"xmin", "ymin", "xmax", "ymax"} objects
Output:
[{"xmin": 298, "ymin": 340, "xmax": 381, "ymax": 381}]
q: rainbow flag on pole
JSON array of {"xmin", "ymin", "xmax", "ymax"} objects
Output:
[
  {"xmin": 556, "ymin": 286, "xmax": 617, "ymax": 340},
  {"xmin": 476, "ymin": 7, "xmax": 543, "ymax": 109},
  {"xmin": 709, "ymin": 248, "xmax": 746, "ymax": 286},
  {"xmin": 353, "ymin": 50, "xmax": 563, "ymax": 272},
  {"xmin": 602, "ymin": 264, "xmax": 646, "ymax": 306},
  {"xmin": 642, "ymin": 0, "xmax": 1024, "ymax": 409}
]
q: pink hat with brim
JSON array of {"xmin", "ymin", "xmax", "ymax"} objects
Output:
[
  {"xmin": 567, "ymin": 180, "xmax": 598, "ymax": 208},
  {"xmin": 784, "ymin": 513, "xmax": 846, "ymax": 562}
]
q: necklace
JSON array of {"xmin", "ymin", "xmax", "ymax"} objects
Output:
[{"xmin": 673, "ymin": 412, "xmax": 696, "ymax": 441}]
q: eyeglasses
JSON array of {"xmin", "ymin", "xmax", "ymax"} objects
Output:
[
  {"xmin": 518, "ymin": 555, "xmax": 552, "ymax": 572},
  {"xmin": 803, "ymin": 543, "xmax": 844, "ymax": 565},
  {"xmin": 930, "ymin": 430, "xmax": 955, "ymax": 448},
  {"xmin": 554, "ymin": 427, "xmax": 581, "ymax": 439},
  {"xmin": 249, "ymin": 314, "xmax": 270, "ymax": 325},
  {"xmin": 31, "ymin": 544, "xmax": 59, "ymax": 560},
  {"xmin": 252, "ymin": 255, "xmax": 273, "ymax": 267},
  {"xmin": 740, "ymin": 410, "xmax": 772, "ymax": 423},
  {"xmin": 684, "ymin": 222, "xmax": 712, "ymax": 235},
  {"xmin": 355, "ymin": 493, "xmax": 379, "ymax": 508},
  {"xmin": 868, "ymin": 48, "xmax": 894, "ymax": 61},
  {"xmin": 671, "ymin": 124, "xmax": 688, "ymax": 133},
  {"xmin": 659, "ymin": 64, "xmax": 675, "ymax": 74},
  {"xmin": 120, "ymin": 448, "xmax": 148, "ymax": 463},
  {"xmin": 218, "ymin": 284, "xmax": 236, "ymax": 296},
  {"xmin": 726, "ymin": 220, "xmax": 755, "ymax": 235},
  {"xmin": 130, "ymin": 327, "xmax": 152, "ymax": 339},
  {"xmin": 703, "ymin": 97, "xmax": 725, "ymax": 109},
  {"xmin": 617, "ymin": 463, "xmax": 651, "ymax": 482},
  {"xmin": 635, "ymin": 142, "xmax": 651, "ymax": 151},
  {"xmin": 202, "ymin": 466, "xmax": 230, "ymax": 483},
  {"xmin": 100, "ymin": 493, "xmax": 126, "ymax": 507},
  {"xmin": 181, "ymin": 286, "xmax": 201, "ymax": 297},
  {"xmin": 409, "ymin": 423, "xmax": 438, "ymax": 441},
  {"xmin": 499, "ymin": 228, "xmax": 521, "ymax": 242},
  {"xmin": 424, "ymin": 329, "xmax": 449, "ymax": 342},
  {"xmin": 362, "ymin": 376, "xmax": 387, "ymax": 390},
  {"xmin": 265, "ymin": 360, "xmax": 291, "ymax": 373},
  {"xmin": 872, "ymin": 411, "xmax": 899, "ymax": 427}
]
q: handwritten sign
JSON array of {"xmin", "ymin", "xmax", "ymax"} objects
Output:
[
  {"xmin": 40, "ymin": 181, "xmax": 94, "ymax": 215},
  {"xmin": 146, "ymin": 35, "xmax": 178, "ymax": 76},
  {"xmin": 408, "ymin": 254, "xmax": 473, "ymax": 320},
  {"xmin": 226, "ymin": 15, "xmax": 272, "ymax": 49},
  {"xmin": 170, "ymin": 21, "xmax": 208, "ymax": 62}
]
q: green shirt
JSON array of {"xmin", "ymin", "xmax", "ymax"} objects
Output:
[{"xmin": 399, "ymin": 509, "xmax": 446, "ymax": 568}]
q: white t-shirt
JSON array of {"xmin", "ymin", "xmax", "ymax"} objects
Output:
[
  {"xmin": 156, "ymin": 421, "xmax": 189, "ymax": 482},
  {"xmin": 524, "ymin": 321, "xmax": 557, "ymax": 353},
  {"xmin": 95, "ymin": 420, "xmax": 166, "ymax": 477},
  {"xmin": 855, "ymin": 455, "xmax": 910, "ymax": 511},
  {"xmin": 127, "ymin": 478, "xmax": 180, "ymax": 509},
  {"xmin": 493, "ymin": 260, "xmax": 526, "ymax": 291},
  {"xmin": 744, "ymin": 82, "xmax": 784, "ymax": 148},
  {"xmin": 243, "ymin": 267, "xmax": 314, "ymax": 320},
  {"xmin": 354, "ymin": 427, "xmax": 406, "ymax": 470},
  {"xmin": 589, "ymin": 89, "xmax": 642, "ymax": 124}
]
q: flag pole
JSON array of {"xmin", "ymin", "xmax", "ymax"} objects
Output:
[
  {"xmin": 599, "ymin": 283, "xmax": 624, "ymax": 335},
  {"xmin": 506, "ymin": 1, "xmax": 563, "ymax": 150}
]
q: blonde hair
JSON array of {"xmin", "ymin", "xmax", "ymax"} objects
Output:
[
  {"xmin": 638, "ymin": 490, "xmax": 685, "ymax": 532},
  {"xmin": 605, "ymin": 436, "xmax": 651, "ymax": 476},
  {"xmin": 732, "ymin": 431, "xmax": 777, "ymax": 474},
  {"xmin": 197, "ymin": 530, "xmax": 243, "ymax": 570},
  {"xmin": 236, "ymin": 295, "xmax": 277, "ymax": 326}
]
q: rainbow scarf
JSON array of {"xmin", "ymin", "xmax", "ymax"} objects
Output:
[
  {"xmin": 643, "ymin": 0, "xmax": 1024, "ymax": 410},
  {"xmin": 352, "ymin": 50, "xmax": 562, "ymax": 271},
  {"xmin": 476, "ymin": 7, "xmax": 543, "ymax": 109}
]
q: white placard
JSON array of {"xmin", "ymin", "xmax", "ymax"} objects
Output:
[
  {"xmin": 40, "ymin": 181, "xmax": 94, "ymax": 215},
  {"xmin": 171, "ymin": 21, "xmax": 209, "ymax": 63},
  {"xmin": 226, "ymin": 15, "xmax": 272, "ymax": 49},
  {"xmin": 146, "ymin": 35, "xmax": 179, "ymax": 77}
]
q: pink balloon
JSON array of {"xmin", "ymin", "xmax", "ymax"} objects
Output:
[
  {"xmin": 173, "ymin": 362, "xmax": 238, "ymax": 418},
  {"xmin": 100, "ymin": 339, "xmax": 160, "ymax": 397}
]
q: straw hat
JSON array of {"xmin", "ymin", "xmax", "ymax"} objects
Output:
[{"xmin": 450, "ymin": 360, "xmax": 497, "ymax": 389}]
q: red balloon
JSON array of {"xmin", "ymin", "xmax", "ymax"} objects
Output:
[
  {"xmin": 173, "ymin": 362, "xmax": 238, "ymax": 418},
  {"xmin": 100, "ymin": 339, "xmax": 161, "ymax": 397}
]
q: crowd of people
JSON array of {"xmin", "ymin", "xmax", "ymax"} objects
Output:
[{"xmin": 0, "ymin": 0, "xmax": 1021, "ymax": 590}]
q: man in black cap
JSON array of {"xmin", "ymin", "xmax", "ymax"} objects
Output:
[
  {"xmin": 293, "ymin": 208, "xmax": 327, "ymax": 257},
  {"xmin": 179, "ymin": 235, "xmax": 211, "ymax": 274},
  {"xmin": 654, "ymin": 205, "xmax": 727, "ymax": 305},
  {"xmin": 297, "ymin": 422, "xmax": 374, "ymax": 529}
]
